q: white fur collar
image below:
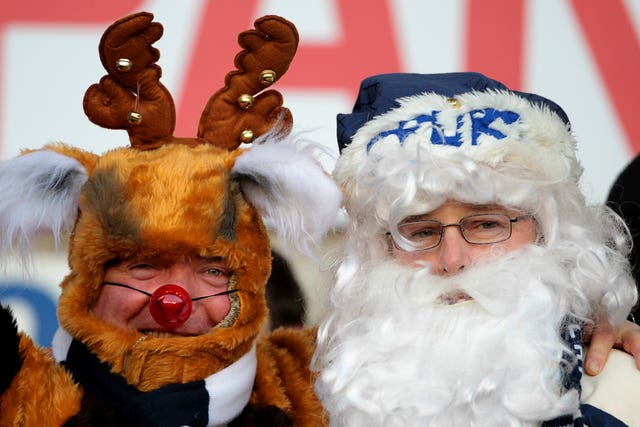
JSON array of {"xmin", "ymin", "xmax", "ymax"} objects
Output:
[{"xmin": 52, "ymin": 327, "xmax": 256, "ymax": 426}]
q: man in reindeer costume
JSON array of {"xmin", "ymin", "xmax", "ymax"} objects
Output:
[{"xmin": 0, "ymin": 12, "xmax": 340, "ymax": 426}]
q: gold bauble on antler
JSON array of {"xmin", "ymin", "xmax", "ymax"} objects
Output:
[
  {"xmin": 115, "ymin": 58, "xmax": 133, "ymax": 72},
  {"xmin": 260, "ymin": 70, "xmax": 277, "ymax": 85}
]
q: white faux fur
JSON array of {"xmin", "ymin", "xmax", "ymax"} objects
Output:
[
  {"xmin": 316, "ymin": 82, "xmax": 637, "ymax": 426},
  {"xmin": 314, "ymin": 247, "xmax": 582, "ymax": 426},
  {"xmin": 0, "ymin": 149, "xmax": 87, "ymax": 269},
  {"xmin": 333, "ymin": 89, "xmax": 636, "ymax": 325},
  {"xmin": 337, "ymin": 90, "xmax": 579, "ymax": 198},
  {"xmin": 232, "ymin": 132, "xmax": 342, "ymax": 255}
]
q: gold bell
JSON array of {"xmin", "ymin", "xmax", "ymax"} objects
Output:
[
  {"xmin": 447, "ymin": 97, "xmax": 461, "ymax": 109},
  {"xmin": 116, "ymin": 58, "xmax": 133, "ymax": 72},
  {"xmin": 237, "ymin": 94, "xmax": 254, "ymax": 109},
  {"xmin": 239, "ymin": 129, "xmax": 254, "ymax": 143},
  {"xmin": 260, "ymin": 70, "xmax": 276, "ymax": 86},
  {"xmin": 128, "ymin": 111, "xmax": 143, "ymax": 125}
]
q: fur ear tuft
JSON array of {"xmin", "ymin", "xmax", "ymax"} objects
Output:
[
  {"xmin": 0, "ymin": 149, "xmax": 88, "ymax": 269},
  {"xmin": 232, "ymin": 134, "xmax": 342, "ymax": 255}
]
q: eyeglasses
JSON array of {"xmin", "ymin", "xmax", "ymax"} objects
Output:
[{"xmin": 390, "ymin": 213, "xmax": 533, "ymax": 251}]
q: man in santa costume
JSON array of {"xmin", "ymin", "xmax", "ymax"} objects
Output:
[{"xmin": 314, "ymin": 72, "xmax": 640, "ymax": 426}]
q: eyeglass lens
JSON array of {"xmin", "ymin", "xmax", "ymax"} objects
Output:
[{"xmin": 397, "ymin": 214, "xmax": 514, "ymax": 249}]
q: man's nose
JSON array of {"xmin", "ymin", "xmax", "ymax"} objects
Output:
[
  {"xmin": 433, "ymin": 225, "xmax": 470, "ymax": 276},
  {"xmin": 149, "ymin": 264, "xmax": 197, "ymax": 328},
  {"xmin": 149, "ymin": 284, "xmax": 192, "ymax": 329}
]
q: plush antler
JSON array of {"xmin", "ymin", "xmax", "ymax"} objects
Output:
[
  {"xmin": 198, "ymin": 15, "xmax": 299, "ymax": 150},
  {"xmin": 83, "ymin": 12, "xmax": 175, "ymax": 149},
  {"xmin": 82, "ymin": 13, "xmax": 298, "ymax": 151}
]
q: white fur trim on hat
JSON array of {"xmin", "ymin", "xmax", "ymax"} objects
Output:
[{"xmin": 336, "ymin": 89, "xmax": 580, "ymax": 199}]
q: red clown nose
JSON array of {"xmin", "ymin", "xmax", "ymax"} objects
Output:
[{"xmin": 149, "ymin": 284, "xmax": 193, "ymax": 329}]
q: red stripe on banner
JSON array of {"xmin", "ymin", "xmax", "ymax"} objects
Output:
[
  {"xmin": 0, "ymin": 1, "xmax": 142, "ymax": 24},
  {"xmin": 285, "ymin": 0, "xmax": 401, "ymax": 92},
  {"xmin": 464, "ymin": 0, "xmax": 525, "ymax": 90},
  {"xmin": 174, "ymin": 0, "xmax": 260, "ymax": 136},
  {"xmin": 0, "ymin": 1, "xmax": 145, "ymax": 154},
  {"xmin": 570, "ymin": 0, "xmax": 640, "ymax": 154},
  {"xmin": 174, "ymin": 0, "xmax": 402, "ymax": 135}
]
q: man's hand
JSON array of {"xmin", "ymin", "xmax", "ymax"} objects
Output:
[{"xmin": 585, "ymin": 318, "xmax": 640, "ymax": 375}]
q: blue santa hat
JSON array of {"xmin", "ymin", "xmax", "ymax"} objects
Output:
[
  {"xmin": 337, "ymin": 72, "xmax": 570, "ymax": 153},
  {"xmin": 333, "ymin": 72, "xmax": 582, "ymax": 218}
]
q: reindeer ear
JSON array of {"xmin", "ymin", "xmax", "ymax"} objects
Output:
[
  {"xmin": 232, "ymin": 133, "xmax": 342, "ymax": 255},
  {"xmin": 0, "ymin": 147, "xmax": 92, "ymax": 266}
]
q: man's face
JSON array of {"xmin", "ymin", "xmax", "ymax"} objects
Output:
[
  {"xmin": 92, "ymin": 256, "xmax": 232, "ymax": 336},
  {"xmin": 313, "ymin": 201, "xmax": 579, "ymax": 424},
  {"xmin": 390, "ymin": 200, "xmax": 538, "ymax": 275}
]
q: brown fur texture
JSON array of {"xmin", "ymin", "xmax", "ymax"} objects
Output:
[
  {"xmin": 56, "ymin": 143, "xmax": 271, "ymax": 390},
  {"xmin": 252, "ymin": 328, "xmax": 328, "ymax": 427},
  {"xmin": 0, "ymin": 334, "xmax": 82, "ymax": 426},
  {"xmin": 0, "ymin": 12, "xmax": 326, "ymax": 426}
]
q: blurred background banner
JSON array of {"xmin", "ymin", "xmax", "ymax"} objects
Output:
[{"xmin": 1, "ymin": 0, "xmax": 638, "ymax": 345}]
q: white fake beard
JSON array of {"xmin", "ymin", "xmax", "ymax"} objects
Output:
[{"xmin": 314, "ymin": 246, "xmax": 581, "ymax": 427}]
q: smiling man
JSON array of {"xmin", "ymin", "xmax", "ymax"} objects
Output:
[
  {"xmin": 94, "ymin": 256, "xmax": 236, "ymax": 335},
  {"xmin": 0, "ymin": 13, "xmax": 341, "ymax": 426},
  {"xmin": 313, "ymin": 72, "xmax": 640, "ymax": 426}
]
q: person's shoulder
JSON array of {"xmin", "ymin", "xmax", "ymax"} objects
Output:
[
  {"xmin": 582, "ymin": 348, "xmax": 640, "ymax": 426},
  {"xmin": 251, "ymin": 327, "xmax": 326, "ymax": 427},
  {"xmin": 261, "ymin": 326, "xmax": 317, "ymax": 352},
  {"xmin": 255, "ymin": 326, "xmax": 318, "ymax": 377}
]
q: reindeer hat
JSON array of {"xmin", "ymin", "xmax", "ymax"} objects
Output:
[{"xmin": 0, "ymin": 12, "xmax": 341, "ymax": 391}]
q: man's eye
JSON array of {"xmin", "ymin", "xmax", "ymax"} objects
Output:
[
  {"xmin": 399, "ymin": 222, "xmax": 440, "ymax": 241},
  {"xmin": 414, "ymin": 228, "xmax": 437, "ymax": 238},
  {"xmin": 207, "ymin": 268, "xmax": 229, "ymax": 277},
  {"xmin": 478, "ymin": 221, "xmax": 500, "ymax": 229},
  {"xmin": 131, "ymin": 263, "xmax": 155, "ymax": 270},
  {"xmin": 465, "ymin": 218, "xmax": 508, "ymax": 235}
]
